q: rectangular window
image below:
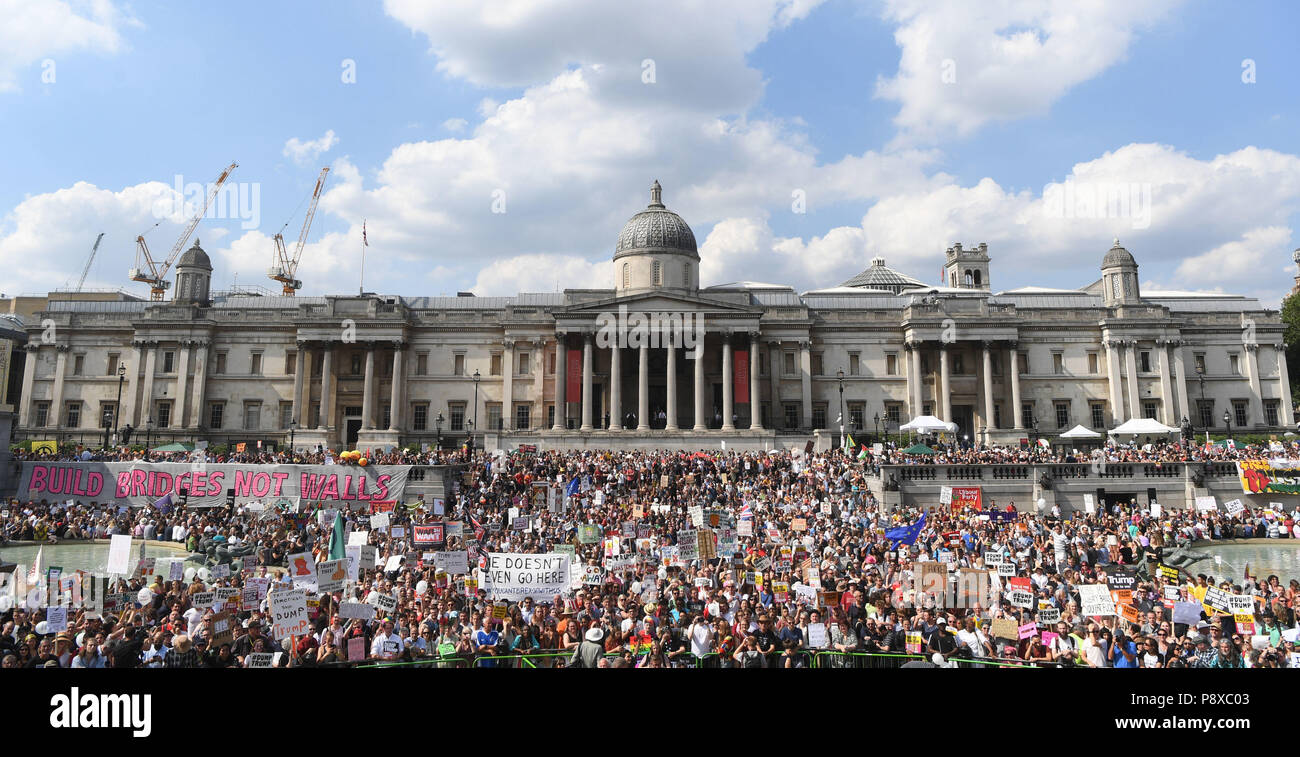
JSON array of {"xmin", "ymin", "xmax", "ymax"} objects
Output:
[
  {"xmin": 812, "ymin": 403, "xmax": 827, "ymax": 429},
  {"xmin": 350, "ymin": 354, "xmax": 362, "ymax": 376},
  {"xmin": 73, "ymin": 354, "xmax": 84, "ymax": 376},
  {"xmin": 783, "ymin": 352, "xmax": 795, "ymax": 376},
  {"xmin": 848, "ymin": 353, "xmax": 860, "ymax": 376},
  {"xmin": 1265, "ymin": 400, "xmax": 1279, "ymax": 426},
  {"xmin": 1054, "ymin": 401, "xmax": 1069, "ymax": 428},
  {"xmin": 1091, "ymin": 403, "xmax": 1105, "ymax": 429},
  {"xmin": 849, "ymin": 403, "xmax": 864, "ymax": 430},
  {"xmin": 1198, "ymin": 400, "xmax": 1213, "ymax": 430},
  {"xmin": 1142, "ymin": 401, "xmax": 1158, "ymax": 420},
  {"xmin": 953, "ymin": 354, "xmax": 965, "ymax": 375},
  {"xmin": 65, "ymin": 402, "xmax": 81, "ymax": 428},
  {"xmin": 250, "ymin": 353, "xmax": 262, "ymax": 376},
  {"xmin": 1230, "ymin": 354, "xmax": 1240, "ymax": 375},
  {"xmin": 1140, "ymin": 351, "xmax": 1151, "ymax": 373},
  {"xmin": 311, "ymin": 402, "xmax": 320, "ymax": 427},
  {"xmin": 922, "ymin": 403, "xmax": 932, "ymax": 417},
  {"xmin": 548, "ymin": 349, "xmax": 556, "ymax": 375},
  {"xmin": 1234, "ymin": 401, "xmax": 1248, "ymax": 428},
  {"xmin": 1194, "ymin": 353, "xmax": 1206, "ymax": 374},
  {"xmin": 382, "ymin": 406, "xmax": 391, "ymax": 429},
  {"xmin": 106, "ymin": 353, "xmax": 119, "ymax": 376},
  {"xmin": 811, "ymin": 353, "xmax": 823, "ymax": 377},
  {"xmin": 547, "ymin": 404, "xmax": 555, "ymax": 429},
  {"xmin": 490, "ymin": 353, "xmax": 502, "ymax": 376},
  {"xmin": 1088, "ymin": 352, "xmax": 1099, "ymax": 374},
  {"xmin": 412, "ymin": 404, "xmax": 428, "ymax": 431},
  {"xmin": 449, "ymin": 402, "xmax": 466, "ymax": 431},
  {"xmin": 100, "ymin": 403, "xmax": 116, "ymax": 430},
  {"xmin": 885, "ymin": 403, "xmax": 901, "ymax": 425},
  {"xmin": 1017, "ymin": 352, "xmax": 1028, "ymax": 375},
  {"xmin": 215, "ymin": 352, "xmax": 227, "ymax": 375},
  {"xmin": 991, "ymin": 355, "xmax": 1002, "ymax": 376},
  {"xmin": 518, "ymin": 352, "xmax": 531, "ymax": 376},
  {"xmin": 286, "ymin": 352, "xmax": 297, "ymax": 375},
  {"xmin": 156, "ymin": 401, "xmax": 172, "ymax": 428},
  {"xmin": 209, "ymin": 402, "xmax": 224, "ymax": 429},
  {"xmin": 1021, "ymin": 403, "xmax": 1035, "ymax": 428},
  {"xmin": 486, "ymin": 403, "xmax": 502, "ymax": 430},
  {"xmin": 416, "ymin": 352, "xmax": 428, "ymax": 376},
  {"xmin": 162, "ymin": 351, "xmax": 175, "ymax": 373},
  {"xmin": 280, "ymin": 402, "xmax": 293, "ymax": 429},
  {"xmin": 1052, "ymin": 353, "xmax": 1064, "ymax": 375},
  {"xmin": 759, "ymin": 350, "xmax": 768, "ymax": 376},
  {"xmin": 454, "ymin": 354, "xmax": 466, "ymax": 376},
  {"xmin": 243, "ymin": 401, "xmax": 261, "ymax": 431},
  {"xmin": 515, "ymin": 403, "xmax": 531, "ymax": 430},
  {"xmin": 886, "ymin": 354, "xmax": 898, "ymax": 376},
  {"xmin": 783, "ymin": 404, "xmax": 799, "ymax": 429}
]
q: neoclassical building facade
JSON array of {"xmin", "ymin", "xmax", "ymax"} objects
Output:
[{"xmin": 12, "ymin": 182, "xmax": 1295, "ymax": 451}]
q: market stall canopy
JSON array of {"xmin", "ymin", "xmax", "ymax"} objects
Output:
[
  {"xmin": 1108, "ymin": 418, "xmax": 1180, "ymax": 435},
  {"xmin": 897, "ymin": 415, "xmax": 957, "ymax": 434},
  {"xmin": 1059, "ymin": 424, "xmax": 1102, "ymax": 439},
  {"xmin": 901, "ymin": 443, "xmax": 937, "ymax": 455}
]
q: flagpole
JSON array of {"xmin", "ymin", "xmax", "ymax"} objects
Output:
[{"xmin": 359, "ymin": 220, "xmax": 366, "ymax": 295}]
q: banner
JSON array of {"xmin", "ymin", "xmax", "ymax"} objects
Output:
[
  {"xmin": 1237, "ymin": 459, "xmax": 1300, "ymax": 495},
  {"xmin": 566, "ymin": 346, "xmax": 582, "ymax": 404},
  {"xmin": 480, "ymin": 553, "xmax": 571, "ymax": 601},
  {"xmin": 412, "ymin": 524, "xmax": 445, "ymax": 545},
  {"xmin": 951, "ymin": 486, "xmax": 982, "ymax": 511},
  {"xmin": 733, "ymin": 350, "xmax": 749, "ymax": 404},
  {"xmin": 17, "ymin": 461, "xmax": 411, "ymax": 508}
]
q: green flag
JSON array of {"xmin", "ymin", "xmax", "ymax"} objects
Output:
[{"xmin": 329, "ymin": 512, "xmax": 346, "ymax": 561}]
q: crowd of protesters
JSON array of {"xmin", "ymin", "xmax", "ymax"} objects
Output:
[{"xmin": 3, "ymin": 442, "xmax": 1300, "ymax": 669}]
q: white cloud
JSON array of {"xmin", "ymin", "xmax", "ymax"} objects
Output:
[
  {"xmin": 282, "ymin": 130, "xmax": 339, "ymax": 166},
  {"xmin": 442, "ymin": 118, "xmax": 468, "ymax": 133},
  {"xmin": 875, "ymin": 0, "xmax": 1182, "ymax": 144},
  {"xmin": 0, "ymin": 0, "xmax": 133, "ymax": 92}
]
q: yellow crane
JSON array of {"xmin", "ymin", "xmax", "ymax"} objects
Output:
[
  {"xmin": 269, "ymin": 166, "xmax": 329, "ymax": 295},
  {"xmin": 130, "ymin": 161, "xmax": 237, "ymax": 300}
]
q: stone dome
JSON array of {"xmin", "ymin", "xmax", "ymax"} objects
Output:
[
  {"xmin": 177, "ymin": 239, "xmax": 213, "ymax": 271},
  {"xmin": 1101, "ymin": 238, "xmax": 1136, "ymax": 269},
  {"xmin": 613, "ymin": 181, "xmax": 698, "ymax": 260}
]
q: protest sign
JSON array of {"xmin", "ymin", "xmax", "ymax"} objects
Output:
[
  {"xmin": 939, "ymin": 486, "xmax": 953, "ymax": 505},
  {"xmin": 1236, "ymin": 459, "xmax": 1300, "ymax": 494},
  {"xmin": 348, "ymin": 637, "xmax": 366, "ymax": 662},
  {"xmin": 1172, "ymin": 601, "xmax": 1203, "ymax": 626},
  {"xmin": 211, "ymin": 612, "xmax": 235, "ymax": 647},
  {"xmin": 990, "ymin": 618, "xmax": 1019, "ymax": 640},
  {"xmin": 268, "ymin": 589, "xmax": 310, "ymax": 640},
  {"xmin": 412, "ymin": 523, "xmax": 445, "ymax": 545},
  {"xmin": 46, "ymin": 606, "xmax": 68, "ymax": 633},
  {"xmin": 1194, "ymin": 496, "xmax": 1217, "ymax": 512},
  {"xmin": 246, "ymin": 653, "xmax": 275, "ymax": 668},
  {"xmin": 370, "ymin": 512, "xmax": 390, "ymax": 531},
  {"xmin": 678, "ymin": 529, "xmax": 699, "ymax": 562},
  {"xmin": 371, "ymin": 592, "xmax": 397, "ymax": 616},
  {"xmin": 107, "ymin": 535, "xmax": 133, "ymax": 575},
  {"xmin": 286, "ymin": 552, "xmax": 317, "ymax": 589},
  {"xmin": 1079, "ymin": 584, "xmax": 1116, "ymax": 617},
  {"xmin": 481, "ymin": 553, "xmax": 571, "ymax": 601},
  {"xmin": 807, "ymin": 623, "xmax": 828, "ymax": 648},
  {"xmin": 339, "ymin": 601, "xmax": 376, "ymax": 621},
  {"xmin": 578, "ymin": 524, "xmax": 601, "ymax": 544},
  {"xmin": 316, "ymin": 559, "xmax": 346, "ymax": 593},
  {"xmin": 1202, "ymin": 586, "xmax": 1233, "ymax": 614},
  {"xmin": 997, "ymin": 562, "xmax": 1016, "ymax": 577},
  {"xmin": 349, "ymin": 530, "xmax": 369, "ymax": 547},
  {"xmin": 905, "ymin": 632, "xmax": 923, "ymax": 654},
  {"xmin": 435, "ymin": 550, "xmax": 469, "ymax": 575},
  {"xmin": 1008, "ymin": 590, "xmax": 1034, "ymax": 609},
  {"xmin": 1223, "ymin": 498, "xmax": 1245, "ymax": 516},
  {"xmin": 1037, "ymin": 608, "xmax": 1061, "ymax": 625},
  {"xmin": 1018, "ymin": 622, "xmax": 1038, "ymax": 640},
  {"xmin": 983, "ymin": 551, "xmax": 1003, "ymax": 566}
]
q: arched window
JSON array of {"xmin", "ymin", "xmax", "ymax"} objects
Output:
[
  {"xmin": 652, "ymin": 260, "xmax": 662, "ymax": 286},
  {"xmin": 964, "ymin": 271, "xmax": 973, "ymax": 287},
  {"xmin": 622, "ymin": 262, "xmax": 629, "ymax": 288},
  {"xmin": 973, "ymin": 270, "xmax": 982, "ymax": 286}
]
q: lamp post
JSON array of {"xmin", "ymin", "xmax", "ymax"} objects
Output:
[
  {"xmin": 435, "ymin": 411, "xmax": 444, "ymax": 451},
  {"xmin": 836, "ymin": 368, "xmax": 846, "ymax": 450},
  {"xmin": 1179, "ymin": 416, "xmax": 1192, "ymax": 450},
  {"xmin": 1223, "ymin": 409, "xmax": 1232, "ymax": 442},
  {"xmin": 288, "ymin": 419, "xmax": 297, "ymax": 454},
  {"xmin": 1197, "ymin": 373, "xmax": 1209, "ymax": 444},
  {"xmin": 107, "ymin": 363, "xmax": 126, "ymax": 449},
  {"xmin": 471, "ymin": 368, "xmax": 481, "ymax": 449},
  {"xmin": 873, "ymin": 412, "xmax": 880, "ymax": 444},
  {"xmin": 145, "ymin": 418, "xmax": 154, "ymax": 459}
]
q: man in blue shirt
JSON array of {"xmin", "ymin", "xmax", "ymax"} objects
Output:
[
  {"xmin": 1109, "ymin": 629, "xmax": 1138, "ymax": 668},
  {"xmin": 475, "ymin": 617, "xmax": 501, "ymax": 668}
]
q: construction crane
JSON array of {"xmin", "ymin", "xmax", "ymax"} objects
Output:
[
  {"xmin": 130, "ymin": 161, "xmax": 237, "ymax": 300},
  {"xmin": 74, "ymin": 232, "xmax": 105, "ymax": 291},
  {"xmin": 269, "ymin": 166, "xmax": 329, "ymax": 295}
]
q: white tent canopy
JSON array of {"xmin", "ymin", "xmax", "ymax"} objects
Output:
[
  {"xmin": 898, "ymin": 415, "xmax": 958, "ymax": 434},
  {"xmin": 1059, "ymin": 424, "xmax": 1102, "ymax": 439},
  {"xmin": 1109, "ymin": 417, "xmax": 1180, "ymax": 435}
]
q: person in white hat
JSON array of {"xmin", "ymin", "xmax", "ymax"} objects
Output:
[{"xmin": 569, "ymin": 623, "xmax": 605, "ymax": 668}]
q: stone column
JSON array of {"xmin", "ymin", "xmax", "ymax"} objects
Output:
[
  {"xmin": 908, "ymin": 342, "xmax": 922, "ymax": 418},
  {"xmin": 140, "ymin": 342, "xmax": 158, "ymax": 426},
  {"xmin": 18, "ymin": 344, "xmax": 38, "ymax": 427},
  {"xmin": 1172, "ymin": 342, "xmax": 1190, "ymax": 424},
  {"xmin": 291, "ymin": 340, "xmax": 306, "ymax": 427},
  {"xmin": 122, "ymin": 341, "xmax": 143, "ymax": 428},
  {"xmin": 175, "ymin": 342, "xmax": 192, "ymax": 428},
  {"xmin": 502, "ymin": 339, "xmax": 514, "ymax": 431},
  {"xmin": 1277, "ymin": 342, "xmax": 1295, "ymax": 426},
  {"xmin": 609, "ymin": 343, "xmax": 622, "ymax": 430},
  {"xmin": 1244, "ymin": 343, "xmax": 1263, "ymax": 428},
  {"xmin": 553, "ymin": 336, "xmax": 567, "ymax": 430},
  {"xmin": 982, "ymin": 341, "xmax": 995, "ymax": 434},
  {"xmin": 1008, "ymin": 342, "xmax": 1023, "ymax": 429},
  {"xmin": 532, "ymin": 338, "xmax": 546, "ymax": 429},
  {"xmin": 767, "ymin": 339, "xmax": 781, "ymax": 429},
  {"xmin": 362, "ymin": 342, "xmax": 376, "ymax": 429},
  {"xmin": 749, "ymin": 334, "xmax": 762, "ymax": 430},
  {"xmin": 637, "ymin": 343, "xmax": 650, "ymax": 430},
  {"xmin": 665, "ymin": 343, "xmax": 678, "ymax": 430},
  {"xmin": 48, "ymin": 345, "xmax": 69, "ymax": 428},
  {"xmin": 389, "ymin": 342, "xmax": 404, "ymax": 431},
  {"xmin": 1156, "ymin": 339, "xmax": 1175, "ymax": 425},
  {"xmin": 188, "ymin": 340, "xmax": 209, "ymax": 430},
  {"xmin": 580, "ymin": 333, "xmax": 594, "ymax": 431},
  {"xmin": 1124, "ymin": 342, "xmax": 1140, "ymax": 421},
  {"xmin": 318, "ymin": 344, "xmax": 334, "ymax": 430},
  {"xmin": 1105, "ymin": 340, "xmax": 1124, "ymax": 425},
  {"xmin": 939, "ymin": 345, "xmax": 951, "ymax": 422},
  {"xmin": 722, "ymin": 334, "xmax": 735, "ymax": 431},
  {"xmin": 799, "ymin": 340, "xmax": 812, "ymax": 429},
  {"xmin": 694, "ymin": 337, "xmax": 707, "ymax": 431}
]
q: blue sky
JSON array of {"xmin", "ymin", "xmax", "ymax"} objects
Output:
[{"xmin": 2, "ymin": 0, "xmax": 1299, "ymax": 304}]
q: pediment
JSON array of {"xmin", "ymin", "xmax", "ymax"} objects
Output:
[{"xmin": 560, "ymin": 290, "xmax": 761, "ymax": 315}]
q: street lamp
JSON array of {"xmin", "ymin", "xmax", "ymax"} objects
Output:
[
  {"xmin": 145, "ymin": 418, "xmax": 154, "ymax": 459},
  {"xmin": 471, "ymin": 368, "xmax": 481, "ymax": 448},
  {"xmin": 1223, "ymin": 409, "xmax": 1232, "ymax": 440},
  {"xmin": 107, "ymin": 362, "xmax": 126, "ymax": 449},
  {"xmin": 873, "ymin": 412, "xmax": 880, "ymax": 443},
  {"xmin": 1197, "ymin": 373, "xmax": 1208, "ymax": 444},
  {"xmin": 435, "ymin": 411, "xmax": 444, "ymax": 450},
  {"xmin": 288, "ymin": 419, "xmax": 297, "ymax": 454},
  {"xmin": 836, "ymin": 368, "xmax": 846, "ymax": 450}
]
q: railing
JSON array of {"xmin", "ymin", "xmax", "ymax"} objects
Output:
[
  {"xmin": 354, "ymin": 656, "xmax": 469, "ymax": 669},
  {"xmin": 811, "ymin": 651, "xmax": 1051, "ymax": 669},
  {"xmin": 1207, "ymin": 463, "xmax": 1238, "ymax": 478},
  {"xmin": 945, "ymin": 466, "xmax": 983, "ymax": 480},
  {"xmin": 990, "ymin": 466, "xmax": 1030, "ymax": 479}
]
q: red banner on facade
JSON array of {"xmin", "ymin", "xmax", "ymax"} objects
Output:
[
  {"xmin": 951, "ymin": 486, "xmax": 982, "ymax": 511},
  {"xmin": 566, "ymin": 347, "xmax": 582, "ymax": 403},
  {"xmin": 734, "ymin": 350, "xmax": 749, "ymax": 403}
]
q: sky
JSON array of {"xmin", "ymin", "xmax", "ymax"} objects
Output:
[{"xmin": 1, "ymin": 0, "xmax": 1298, "ymax": 305}]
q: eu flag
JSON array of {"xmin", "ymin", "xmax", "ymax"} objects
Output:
[
  {"xmin": 565, "ymin": 477, "xmax": 580, "ymax": 498},
  {"xmin": 885, "ymin": 513, "xmax": 926, "ymax": 548}
]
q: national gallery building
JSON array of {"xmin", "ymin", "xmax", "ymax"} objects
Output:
[{"xmin": 10, "ymin": 182, "xmax": 1293, "ymax": 452}]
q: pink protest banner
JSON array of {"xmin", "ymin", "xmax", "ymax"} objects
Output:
[{"xmin": 1018, "ymin": 622, "xmax": 1038, "ymax": 640}]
